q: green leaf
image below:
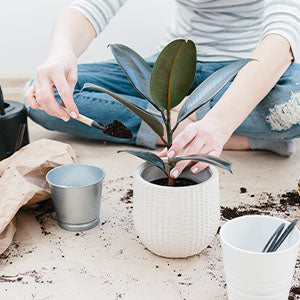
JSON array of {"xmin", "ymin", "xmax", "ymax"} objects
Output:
[
  {"xmin": 150, "ymin": 39, "xmax": 197, "ymax": 110},
  {"xmin": 82, "ymin": 83, "xmax": 165, "ymax": 142},
  {"xmin": 177, "ymin": 59, "xmax": 254, "ymax": 124},
  {"xmin": 118, "ymin": 150, "xmax": 167, "ymax": 175},
  {"xmin": 109, "ymin": 44, "xmax": 160, "ymax": 110},
  {"xmin": 169, "ymin": 154, "xmax": 232, "ymax": 173}
]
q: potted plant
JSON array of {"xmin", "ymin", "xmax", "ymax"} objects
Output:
[{"xmin": 83, "ymin": 39, "xmax": 252, "ymax": 257}]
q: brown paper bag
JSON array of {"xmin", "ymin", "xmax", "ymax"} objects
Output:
[{"xmin": 0, "ymin": 139, "xmax": 77, "ymax": 254}]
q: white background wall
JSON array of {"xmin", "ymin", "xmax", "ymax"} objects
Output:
[{"xmin": 0, "ymin": 0, "xmax": 174, "ymax": 77}]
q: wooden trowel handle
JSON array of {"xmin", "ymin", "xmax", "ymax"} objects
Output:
[
  {"xmin": 62, "ymin": 107, "xmax": 93, "ymax": 127},
  {"xmin": 76, "ymin": 114, "xmax": 94, "ymax": 127}
]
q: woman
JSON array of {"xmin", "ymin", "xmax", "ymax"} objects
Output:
[{"xmin": 25, "ymin": 0, "xmax": 300, "ymax": 179}]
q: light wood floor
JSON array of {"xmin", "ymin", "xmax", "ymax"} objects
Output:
[{"xmin": 0, "ymin": 78, "xmax": 30, "ymax": 101}]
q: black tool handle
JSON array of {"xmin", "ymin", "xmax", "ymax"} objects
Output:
[
  {"xmin": 272, "ymin": 219, "xmax": 298, "ymax": 252},
  {"xmin": 263, "ymin": 223, "xmax": 285, "ymax": 252},
  {"xmin": 0, "ymin": 85, "xmax": 5, "ymax": 115}
]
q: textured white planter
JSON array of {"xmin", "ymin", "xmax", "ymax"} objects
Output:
[{"xmin": 133, "ymin": 162, "xmax": 220, "ymax": 258}]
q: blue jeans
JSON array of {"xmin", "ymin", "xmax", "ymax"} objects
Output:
[{"xmin": 27, "ymin": 56, "xmax": 300, "ymax": 149}]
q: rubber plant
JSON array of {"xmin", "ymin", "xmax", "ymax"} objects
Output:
[{"xmin": 83, "ymin": 39, "xmax": 253, "ymax": 186}]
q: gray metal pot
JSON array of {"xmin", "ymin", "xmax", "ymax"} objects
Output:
[{"xmin": 46, "ymin": 163, "xmax": 105, "ymax": 231}]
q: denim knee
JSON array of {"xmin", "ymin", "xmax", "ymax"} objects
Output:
[
  {"xmin": 265, "ymin": 91, "xmax": 300, "ymax": 133},
  {"xmin": 235, "ymin": 63, "xmax": 300, "ymax": 140}
]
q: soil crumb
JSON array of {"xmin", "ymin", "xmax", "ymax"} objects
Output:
[
  {"xmin": 240, "ymin": 187, "xmax": 247, "ymax": 193},
  {"xmin": 120, "ymin": 189, "xmax": 133, "ymax": 204},
  {"xmin": 103, "ymin": 120, "xmax": 133, "ymax": 139}
]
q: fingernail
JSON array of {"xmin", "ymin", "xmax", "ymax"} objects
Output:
[
  {"xmin": 172, "ymin": 169, "xmax": 179, "ymax": 178},
  {"xmin": 192, "ymin": 167, "xmax": 199, "ymax": 174},
  {"xmin": 168, "ymin": 151, "xmax": 175, "ymax": 158},
  {"xmin": 70, "ymin": 111, "xmax": 77, "ymax": 119},
  {"xmin": 62, "ymin": 117, "xmax": 69, "ymax": 122}
]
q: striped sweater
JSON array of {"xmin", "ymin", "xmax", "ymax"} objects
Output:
[{"xmin": 69, "ymin": 0, "xmax": 300, "ymax": 62}]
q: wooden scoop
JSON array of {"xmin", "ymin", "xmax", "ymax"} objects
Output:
[
  {"xmin": 62, "ymin": 107, "xmax": 132, "ymax": 139},
  {"xmin": 74, "ymin": 112, "xmax": 105, "ymax": 131}
]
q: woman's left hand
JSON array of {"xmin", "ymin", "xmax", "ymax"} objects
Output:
[{"xmin": 159, "ymin": 116, "xmax": 230, "ymax": 178}]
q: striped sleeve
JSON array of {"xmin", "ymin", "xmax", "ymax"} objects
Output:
[
  {"xmin": 261, "ymin": 0, "xmax": 300, "ymax": 61},
  {"xmin": 69, "ymin": 0, "xmax": 128, "ymax": 35}
]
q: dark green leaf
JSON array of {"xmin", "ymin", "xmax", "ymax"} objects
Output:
[
  {"xmin": 109, "ymin": 44, "xmax": 160, "ymax": 110},
  {"xmin": 177, "ymin": 59, "xmax": 254, "ymax": 124},
  {"xmin": 82, "ymin": 83, "xmax": 165, "ymax": 142},
  {"xmin": 169, "ymin": 154, "xmax": 232, "ymax": 173},
  {"xmin": 150, "ymin": 39, "xmax": 197, "ymax": 110},
  {"xmin": 118, "ymin": 150, "xmax": 167, "ymax": 174}
]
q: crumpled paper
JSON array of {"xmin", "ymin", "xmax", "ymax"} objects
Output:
[{"xmin": 0, "ymin": 139, "xmax": 77, "ymax": 254}]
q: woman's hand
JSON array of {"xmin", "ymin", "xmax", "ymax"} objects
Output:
[
  {"xmin": 25, "ymin": 7, "xmax": 97, "ymax": 121},
  {"xmin": 25, "ymin": 50, "xmax": 78, "ymax": 121},
  {"xmin": 159, "ymin": 116, "xmax": 230, "ymax": 178}
]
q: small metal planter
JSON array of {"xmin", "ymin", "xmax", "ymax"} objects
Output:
[{"xmin": 46, "ymin": 164, "xmax": 105, "ymax": 231}]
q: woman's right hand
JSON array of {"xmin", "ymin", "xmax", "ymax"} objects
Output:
[{"xmin": 25, "ymin": 50, "xmax": 79, "ymax": 121}]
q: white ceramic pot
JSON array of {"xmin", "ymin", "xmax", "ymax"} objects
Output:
[
  {"xmin": 220, "ymin": 216, "xmax": 300, "ymax": 300},
  {"xmin": 133, "ymin": 162, "xmax": 220, "ymax": 258}
]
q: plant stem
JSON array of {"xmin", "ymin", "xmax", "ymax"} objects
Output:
[
  {"xmin": 167, "ymin": 165, "xmax": 175, "ymax": 186},
  {"xmin": 166, "ymin": 109, "xmax": 175, "ymax": 186},
  {"xmin": 160, "ymin": 109, "xmax": 167, "ymax": 126},
  {"xmin": 171, "ymin": 122, "xmax": 179, "ymax": 134},
  {"xmin": 166, "ymin": 110, "xmax": 172, "ymax": 148}
]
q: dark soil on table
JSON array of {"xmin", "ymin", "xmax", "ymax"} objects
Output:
[
  {"xmin": 1, "ymin": 183, "xmax": 299, "ymax": 296},
  {"xmin": 21, "ymin": 199, "xmax": 55, "ymax": 236},
  {"xmin": 151, "ymin": 178, "xmax": 197, "ymax": 187},
  {"xmin": 240, "ymin": 187, "xmax": 247, "ymax": 193},
  {"xmin": 221, "ymin": 190, "xmax": 300, "ymax": 220},
  {"xmin": 34, "ymin": 203, "xmax": 55, "ymax": 236},
  {"xmin": 103, "ymin": 120, "xmax": 133, "ymax": 139},
  {"xmin": 120, "ymin": 189, "xmax": 133, "ymax": 204},
  {"xmin": 289, "ymin": 286, "xmax": 300, "ymax": 299}
]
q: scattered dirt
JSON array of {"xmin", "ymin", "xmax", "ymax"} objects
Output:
[
  {"xmin": 22, "ymin": 199, "xmax": 55, "ymax": 235},
  {"xmin": 289, "ymin": 286, "xmax": 300, "ymax": 299},
  {"xmin": 34, "ymin": 201, "xmax": 55, "ymax": 235},
  {"xmin": 0, "ymin": 242, "xmax": 23, "ymax": 264},
  {"xmin": 0, "ymin": 275, "xmax": 23, "ymax": 283},
  {"xmin": 221, "ymin": 206, "xmax": 265, "ymax": 220},
  {"xmin": 120, "ymin": 189, "xmax": 133, "ymax": 204},
  {"xmin": 280, "ymin": 191, "xmax": 300, "ymax": 206},
  {"xmin": 103, "ymin": 120, "xmax": 133, "ymax": 139},
  {"xmin": 0, "ymin": 270, "xmax": 52, "ymax": 285},
  {"xmin": 1, "ymin": 184, "xmax": 299, "ymax": 298},
  {"xmin": 221, "ymin": 190, "xmax": 300, "ymax": 220},
  {"xmin": 240, "ymin": 187, "xmax": 247, "ymax": 193}
]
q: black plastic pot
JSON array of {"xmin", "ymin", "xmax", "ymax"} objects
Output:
[{"xmin": 0, "ymin": 85, "xmax": 29, "ymax": 160}]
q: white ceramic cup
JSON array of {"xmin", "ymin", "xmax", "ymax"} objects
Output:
[{"xmin": 220, "ymin": 215, "xmax": 300, "ymax": 300}]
